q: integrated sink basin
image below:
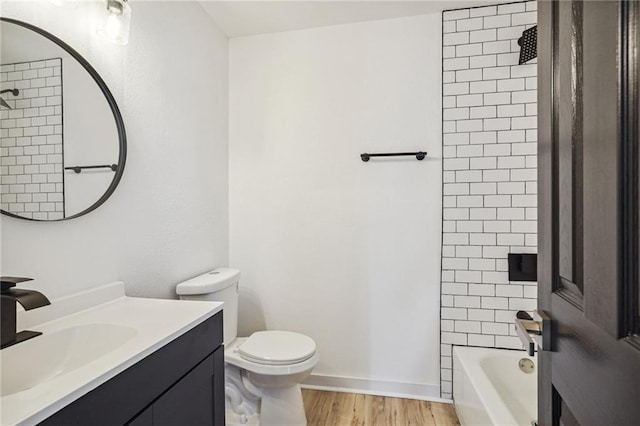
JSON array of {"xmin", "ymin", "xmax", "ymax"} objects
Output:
[
  {"xmin": 0, "ymin": 282, "xmax": 223, "ymax": 426},
  {"xmin": 1, "ymin": 324, "xmax": 137, "ymax": 397}
]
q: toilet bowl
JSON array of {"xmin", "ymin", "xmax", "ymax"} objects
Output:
[{"xmin": 176, "ymin": 268, "xmax": 318, "ymax": 426}]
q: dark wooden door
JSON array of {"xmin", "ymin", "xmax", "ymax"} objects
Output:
[{"xmin": 538, "ymin": 1, "xmax": 640, "ymax": 425}]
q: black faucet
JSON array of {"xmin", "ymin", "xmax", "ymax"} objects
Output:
[{"xmin": 1, "ymin": 277, "xmax": 51, "ymax": 349}]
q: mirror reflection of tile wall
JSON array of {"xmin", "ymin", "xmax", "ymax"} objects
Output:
[{"xmin": 0, "ymin": 58, "xmax": 64, "ymax": 220}]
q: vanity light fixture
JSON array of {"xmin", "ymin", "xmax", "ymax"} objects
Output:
[{"xmin": 96, "ymin": 0, "xmax": 131, "ymax": 46}]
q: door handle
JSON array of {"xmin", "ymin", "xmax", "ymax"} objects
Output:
[{"xmin": 514, "ymin": 310, "xmax": 552, "ymax": 356}]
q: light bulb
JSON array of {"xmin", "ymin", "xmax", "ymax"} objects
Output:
[
  {"xmin": 49, "ymin": 0, "xmax": 78, "ymax": 8},
  {"xmin": 96, "ymin": 0, "xmax": 131, "ymax": 45},
  {"xmin": 105, "ymin": 14, "xmax": 121, "ymax": 39}
]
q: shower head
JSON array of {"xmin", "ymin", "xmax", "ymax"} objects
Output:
[
  {"xmin": 517, "ymin": 25, "xmax": 537, "ymax": 65},
  {"xmin": 0, "ymin": 89, "xmax": 20, "ymax": 110}
]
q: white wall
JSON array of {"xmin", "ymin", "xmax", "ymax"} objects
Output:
[
  {"xmin": 229, "ymin": 14, "xmax": 443, "ymax": 398},
  {"xmin": 0, "ymin": 1, "xmax": 229, "ymax": 300}
]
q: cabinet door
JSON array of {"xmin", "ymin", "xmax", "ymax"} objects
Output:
[
  {"xmin": 127, "ymin": 408, "xmax": 152, "ymax": 426},
  {"xmin": 152, "ymin": 353, "xmax": 216, "ymax": 426}
]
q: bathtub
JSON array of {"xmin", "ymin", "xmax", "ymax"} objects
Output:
[{"xmin": 453, "ymin": 346, "xmax": 537, "ymax": 426}]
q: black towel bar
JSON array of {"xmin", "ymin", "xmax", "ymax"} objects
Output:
[{"xmin": 360, "ymin": 151, "xmax": 427, "ymax": 162}]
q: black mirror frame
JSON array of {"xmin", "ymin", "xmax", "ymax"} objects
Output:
[{"xmin": 0, "ymin": 17, "xmax": 126, "ymax": 222}]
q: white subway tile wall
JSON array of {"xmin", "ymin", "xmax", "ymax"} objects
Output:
[
  {"xmin": 0, "ymin": 58, "xmax": 64, "ymax": 220},
  {"xmin": 440, "ymin": 1, "xmax": 537, "ymax": 399}
]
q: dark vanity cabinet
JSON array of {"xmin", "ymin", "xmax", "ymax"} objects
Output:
[
  {"xmin": 128, "ymin": 349, "xmax": 224, "ymax": 426},
  {"xmin": 40, "ymin": 312, "xmax": 225, "ymax": 426}
]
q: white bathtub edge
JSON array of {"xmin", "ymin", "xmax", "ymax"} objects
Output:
[{"xmin": 453, "ymin": 346, "xmax": 535, "ymax": 426}]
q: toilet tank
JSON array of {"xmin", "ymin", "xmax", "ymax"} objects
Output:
[{"xmin": 176, "ymin": 268, "xmax": 240, "ymax": 346}]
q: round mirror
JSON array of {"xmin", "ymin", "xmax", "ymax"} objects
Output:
[{"xmin": 0, "ymin": 18, "xmax": 126, "ymax": 221}]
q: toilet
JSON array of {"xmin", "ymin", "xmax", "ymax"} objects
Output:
[{"xmin": 176, "ymin": 268, "xmax": 318, "ymax": 426}]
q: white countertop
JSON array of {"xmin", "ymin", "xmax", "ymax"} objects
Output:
[{"xmin": 0, "ymin": 282, "xmax": 223, "ymax": 426}]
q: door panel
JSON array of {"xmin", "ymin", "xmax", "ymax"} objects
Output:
[
  {"xmin": 557, "ymin": 0, "xmax": 583, "ymax": 299},
  {"xmin": 551, "ymin": 296, "xmax": 640, "ymax": 424},
  {"xmin": 581, "ymin": 0, "xmax": 620, "ymax": 335},
  {"xmin": 538, "ymin": 1, "xmax": 640, "ymax": 424}
]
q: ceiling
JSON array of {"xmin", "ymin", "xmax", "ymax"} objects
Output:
[{"xmin": 197, "ymin": 0, "xmax": 507, "ymax": 38}]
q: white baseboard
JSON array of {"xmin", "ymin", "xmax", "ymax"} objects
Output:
[{"xmin": 301, "ymin": 373, "xmax": 452, "ymax": 404}]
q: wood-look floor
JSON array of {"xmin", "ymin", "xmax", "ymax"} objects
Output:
[{"xmin": 302, "ymin": 389, "xmax": 460, "ymax": 426}]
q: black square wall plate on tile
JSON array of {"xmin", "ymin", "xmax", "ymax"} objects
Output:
[{"xmin": 508, "ymin": 253, "xmax": 538, "ymax": 281}]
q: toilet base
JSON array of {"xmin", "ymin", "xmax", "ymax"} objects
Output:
[
  {"xmin": 225, "ymin": 385, "xmax": 307, "ymax": 426},
  {"xmin": 259, "ymin": 384, "xmax": 307, "ymax": 426},
  {"xmin": 224, "ymin": 363, "xmax": 308, "ymax": 426},
  {"xmin": 225, "ymin": 410, "xmax": 260, "ymax": 426}
]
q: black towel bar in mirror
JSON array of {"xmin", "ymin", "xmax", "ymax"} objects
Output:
[{"xmin": 64, "ymin": 164, "xmax": 118, "ymax": 173}]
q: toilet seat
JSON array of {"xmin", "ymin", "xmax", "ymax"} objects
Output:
[
  {"xmin": 238, "ymin": 331, "xmax": 316, "ymax": 365},
  {"xmin": 225, "ymin": 336, "xmax": 319, "ymax": 376}
]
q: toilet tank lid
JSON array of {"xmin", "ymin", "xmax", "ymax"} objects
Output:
[{"xmin": 176, "ymin": 268, "xmax": 240, "ymax": 295}]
